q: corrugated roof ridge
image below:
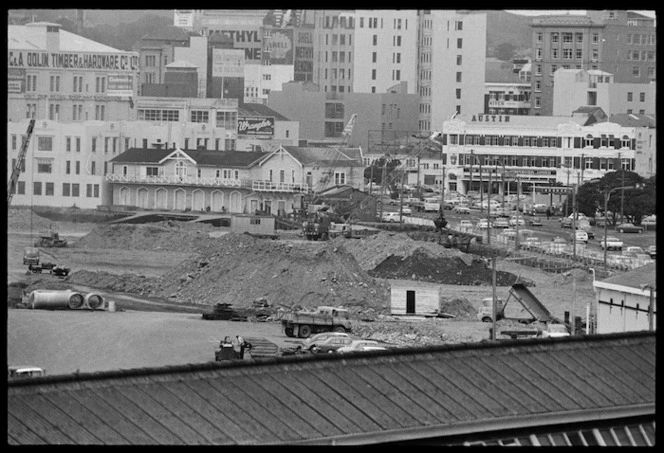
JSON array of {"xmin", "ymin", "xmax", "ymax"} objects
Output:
[{"xmin": 8, "ymin": 332, "xmax": 655, "ymax": 391}]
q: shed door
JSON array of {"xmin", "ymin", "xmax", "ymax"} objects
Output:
[{"xmin": 406, "ymin": 290, "xmax": 416, "ymax": 314}]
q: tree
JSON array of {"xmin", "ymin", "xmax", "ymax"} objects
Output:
[
  {"xmin": 364, "ymin": 157, "xmax": 402, "ymax": 195},
  {"xmin": 576, "ymin": 171, "xmax": 655, "ymax": 226}
]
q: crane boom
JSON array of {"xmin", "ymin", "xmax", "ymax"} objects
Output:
[{"xmin": 7, "ymin": 119, "xmax": 35, "ymax": 204}]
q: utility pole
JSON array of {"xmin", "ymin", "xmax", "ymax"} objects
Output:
[
  {"xmin": 479, "ymin": 154, "xmax": 484, "ymax": 209},
  {"xmin": 572, "ymin": 172, "xmax": 579, "ymax": 260},
  {"xmin": 487, "ymin": 170, "xmax": 492, "ymax": 245},
  {"xmin": 501, "ymin": 160, "xmax": 506, "ymax": 209},
  {"xmin": 491, "ymin": 255, "xmax": 497, "ymax": 341},
  {"xmin": 468, "ymin": 150, "xmax": 473, "ymax": 197},
  {"xmin": 515, "ymin": 175, "xmax": 521, "ymax": 251}
]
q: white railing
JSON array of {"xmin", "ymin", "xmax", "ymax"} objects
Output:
[{"xmin": 105, "ymin": 174, "xmax": 310, "ymax": 193}]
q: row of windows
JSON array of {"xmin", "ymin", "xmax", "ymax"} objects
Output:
[
  {"xmin": 325, "ymin": 51, "xmax": 352, "ymax": 63},
  {"xmin": 459, "ymin": 154, "xmax": 631, "ymax": 171},
  {"xmin": 12, "ymin": 181, "xmax": 100, "ymax": 198},
  {"xmin": 627, "ymin": 50, "xmax": 656, "ymax": 61},
  {"xmin": 448, "ymin": 134, "xmax": 633, "ymax": 149},
  {"xmin": 627, "ymin": 92, "xmax": 647, "ymax": 102},
  {"xmin": 325, "ymin": 68, "xmax": 351, "ymax": 80},
  {"xmin": 626, "ymin": 33, "xmax": 656, "ymax": 45},
  {"xmin": 26, "ymin": 104, "xmax": 107, "ymax": 121},
  {"xmin": 323, "ymin": 15, "xmax": 354, "ymax": 29},
  {"xmin": 23, "ymin": 74, "xmax": 108, "ymax": 94},
  {"xmin": 324, "ymin": 33, "xmax": 351, "ymax": 46},
  {"xmin": 382, "ymin": 104, "xmax": 401, "ymax": 118},
  {"xmin": 326, "ymin": 85, "xmax": 351, "ymax": 93},
  {"xmin": 537, "ymin": 31, "xmax": 602, "ymax": 44}
]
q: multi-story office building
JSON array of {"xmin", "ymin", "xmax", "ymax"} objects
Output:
[
  {"xmin": 8, "ymin": 22, "xmax": 139, "ymax": 123},
  {"xmin": 530, "ymin": 10, "xmax": 656, "ymax": 116},
  {"xmin": 312, "ymin": 10, "xmax": 357, "ymax": 94},
  {"xmin": 609, "ymin": 113, "xmax": 656, "ymax": 178},
  {"xmin": 267, "ymin": 80, "xmax": 418, "ymax": 150},
  {"xmin": 553, "ymin": 69, "xmax": 656, "ymax": 116},
  {"xmin": 364, "ymin": 113, "xmax": 642, "ymax": 195},
  {"xmin": 418, "ymin": 10, "xmax": 487, "ymax": 132},
  {"xmin": 485, "ymin": 57, "xmax": 531, "ymax": 115}
]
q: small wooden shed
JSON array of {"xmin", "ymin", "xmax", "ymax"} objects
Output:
[
  {"xmin": 231, "ymin": 214, "xmax": 276, "ymax": 236},
  {"xmin": 389, "ymin": 280, "xmax": 441, "ymax": 316}
]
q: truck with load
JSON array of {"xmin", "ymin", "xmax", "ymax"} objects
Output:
[
  {"xmin": 281, "ymin": 306, "xmax": 352, "ymax": 338},
  {"xmin": 34, "ymin": 230, "xmax": 67, "ymax": 248},
  {"xmin": 477, "ymin": 283, "xmax": 564, "ymax": 325},
  {"xmin": 302, "ymin": 209, "xmax": 331, "ymax": 241}
]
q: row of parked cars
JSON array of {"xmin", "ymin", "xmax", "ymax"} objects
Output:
[{"xmin": 296, "ymin": 332, "xmax": 388, "ymax": 355}]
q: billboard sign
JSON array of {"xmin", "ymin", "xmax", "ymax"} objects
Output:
[
  {"xmin": 174, "ymin": 10, "xmax": 194, "ymax": 28},
  {"xmin": 8, "ymin": 68, "xmax": 25, "ymax": 93},
  {"xmin": 261, "ymin": 29, "xmax": 293, "ymax": 65},
  {"xmin": 106, "ymin": 74, "xmax": 134, "ymax": 97},
  {"xmin": 238, "ymin": 116, "xmax": 274, "ymax": 136},
  {"xmin": 7, "ymin": 50, "xmax": 139, "ymax": 72},
  {"xmin": 212, "ymin": 49, "xmax": 245, "ymax": 78}
]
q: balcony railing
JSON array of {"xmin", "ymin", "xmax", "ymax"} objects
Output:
[{"xmin": 105, "ymin": 174, "xmax": 309, "ymax": 193}]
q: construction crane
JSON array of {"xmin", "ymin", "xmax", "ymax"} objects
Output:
[
  {"xmin": 341, "ymin": 113, "xmax": 357, "ymax": 146},
  {"xmin": 7, "ymin": 119, "xmax": 35, "ymax": 204}
]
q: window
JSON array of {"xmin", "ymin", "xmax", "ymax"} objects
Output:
[
  {"xmin": 621, "ymin": 135, "xmax": 630, "ymax": 148},
  {"xmin": 456, "ymin": 55, "xmax": 462, "ymax": 65},
  {"xmin": 456, "ymin": 72, "xmax": 462, "ymax": 82},
  {"xmin": 536, "ymin": 48, "xmax": 542, "ymax": 60},
  {"xmin": 575, "ymin": 49, "xmax": 582, "ymax": 59},
  {"xmin": 535, "ymin": 64, "xmax": 542, "ymax": 76},
  {"xmin": 334, "ymin": 172, "xmax": 346, "ymax": 185},
  {"xmin": 396, "ymin": 36, "xmax": 401, "ymax": 46},
  {"xmin": 37, "ymin": 137, "xmax": 53, "ymax": 151},
  {"xmin": 551, "ymin": 32, "xmax": 559, "ymax": 43},
  {"xmin": 48, "ymin": 104, "xmax": 60, "ymax": 120},
  {"xmin": 627, "ymin": 92, "xmax": 633, "ymax": 101},
  {"xmin": 585, "ymin": 135, "xmax": 593, "ymax": 147},
  {"xmin": 190, "ymin": 111, "xmax": 209, "ymax": 123},
  {"xmin": 37, "ymin": 160, "xmax": 52, "ymax": 173},
  {"xmin": 112, "ymin": 137, "xmax": 117, "ymax": 154},
  {"xmin": 76, "ymin": 161, "xmax": 80, "ymax": 175},
  {"xmin": 639, "ymin": 92, "xmax": 645, "ymax": 102},
  {"xmin": 592, "ymin": 49, "xmax": 599, "ymax": 61},
  {"xmin": 575, "ymin": 33, "xmax": 583, "ymax": 43},
  {"xmin": 455, "ymin": 20, "xmax": 462, "ymax": 30},
  {"xmin": 551, "ymin": 48, "xmax": 558, "ymax": 59},
  {"xmin": 562, "ymin": 32, "xmax": 573, "ymax": 43},
  {"xmin": 72, "ymin": 184, "xmax": 80, "ymax": 197},
  {"xmin": 563, "ymin": 49, "xmax": 572, "ymax": 59},
  {"xmin": 372, "ymin": 69, "xmax": 376, "ymax": 80},
  {"xmin": 138, "ymin": 109, "xmax": 179, "ymax": 122},
  {"xmin": 534, "ymin": 97, "xmax": 541, "ymax": 109},
  {"xmin": 632, "ymin": 67, "xmax": 640, "ymax": 77},
  {"xmin": 372, "ymin": 52, "xmax": 377, "ymax": 63},
  {"xmin": 592, "ymin": 33, "xmax": 599, "ymax": 44},
  {"xmin": 550, "ymin": 64, "xmax": 557, "ymax": 75},
  {"xmin": 456, "ymin": 38, "xmax": 462, "ymax": 49},
  {"xmin": 373, "ymin": 35, "xmax": 377, "ymax": 45},
  {"xmin": 33, "ymin": 182, "xmax": 42, "ymax": 195},
  {"xmin": 536, "ymin": 32, "xmax": 543, "ymax": 43},
  {"xmin": 91, "ymin": 161, "xmax": 96, "ymax": 175}
]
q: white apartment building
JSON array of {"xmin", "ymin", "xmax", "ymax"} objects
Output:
[
  {"xmin": 352, "ymin": 10, "xmax": 419, "ymax": 95},
  {"xmin": 421, "ymin": 10, "xmax": 487, "ymax": 133}
]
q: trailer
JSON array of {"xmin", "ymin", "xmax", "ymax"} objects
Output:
[
  {"xmin": 27, "ymin": 263, "xmax": 70, "ymax": 276},
  {"xmin": 477, "ymin": 283, "xmax": 563, "ymax": 325}
]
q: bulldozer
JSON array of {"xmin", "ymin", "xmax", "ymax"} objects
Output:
[{"xmin": 34, "ymin": 230, "xmax": 67, "ymax": 248}]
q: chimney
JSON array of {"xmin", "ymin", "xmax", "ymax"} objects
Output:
[{"xmin": 45, "ymin": 24, "xmax": 61, "ymax": 52}]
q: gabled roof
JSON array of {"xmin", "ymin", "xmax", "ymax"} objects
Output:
[
  {"xmin": 238, "ymin": 103, "xmax": 290, "ymax": 121},
  {"xmin": 7, "ymin": 332, "xmax": 655, "ymax": 445},
  {"xmin": 110, "ymin": 148, "xmax": 266, "ymax": 168},
  {"xmin": 609, "ymin": 114, "xmax": 656, "ymax": 128},
  {"xmin": 282, "ymin": 146, "xmax": 364, "ymax": 167},
  {"xmin": 596, "ymin": 263, "xmax": 656, "ymax": 290}
]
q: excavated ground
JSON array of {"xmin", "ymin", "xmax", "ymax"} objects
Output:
[{"xmin": 8, "ymin": 209, "xmax": 598, "ymax": 347}]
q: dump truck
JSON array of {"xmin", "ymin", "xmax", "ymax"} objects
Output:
[
  {"xmin": 477, "ymin": 283, "xmax": 564, "ymax": 325},
  {"xmin": 281, "ymin": 306, "xmax": 352, "ymax": 338},
  {"xmin": 302, "ymin": 211, "xmax": 331, "ymax": 241},
  {"xmin": 34, "ymin": 230, "xmax": 67, "ymax": 248}
]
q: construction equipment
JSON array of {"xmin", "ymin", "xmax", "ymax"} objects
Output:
[
  {"xmin": 478, "ymin": 283, "xmax": 565, "ymax": 325},
  {"xmin": 281, "ymin": 306, "xmax": 352, "ymax": 338},
  {"xmin": 7, "ymin": 119, "xmax": 35, "ymax": 205},
  {"xmin": 26, "ymin": 262, "xmax": 70, "ymax": 276},
  {"xmin": 23, "ymin": 247, "xmax": 40, "ymax": 266},
  {"xmin": 302, "ymin": 208, "xmax": 331, "ymax": 241},
  {"xmin": 34, "ymin": 230, "xmax": 68, "ymax": 248}
]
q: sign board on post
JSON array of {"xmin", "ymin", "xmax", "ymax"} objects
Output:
[
  {"xmin": 106, "ymin": 74, "xmax": 133, "ymax": 97},
  {"xmin": 238, "ymin": 117, "xmax": 274, "ymax": 137},
  {"xmin": 212, "ymin": 49, "xmax": 245, "ymax": 78}
]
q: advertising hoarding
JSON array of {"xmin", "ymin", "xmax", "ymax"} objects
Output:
[
  {"xmin": 107, "ymin": 74, "xmax": 134, "ymax": 97},
  {"xmin": 238, "ymin": 116, "xmax": 274, "ymax": 136},
  {"xmin": 8, "ymin": 68, "xmax": 25, "ymax": 93},
  {"xmin": 174, "ymin": 10, "xmax": 194, "ymax": 28},
  {"xmin": 212, "ymin": 49, "xmax": 245, "ymax": 78},
  {"xmin": 7, "ymin": 50, "xmax": 139, "ymax": 72},
  {"xmin": 261, "ymin": 28, "xmax": 293, "ymax": 65}
]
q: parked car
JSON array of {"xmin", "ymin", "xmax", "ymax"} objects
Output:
[
  {"xmin": 552, "ymin": 236, "xmax": 567, "ymax": 245},
  {"xmin": 509, "ymin": 216, "xmax": 526, "ymax": 226},
  {"xmin": 337, "ymin": 340, "xmax": 387, "ymax": 354},
  {"xmin": 400, "ymin": 206, "xmax": 412, "ymax": 216},
  {"xmin": 493, "ymin": 218, "xmax": 510, "ymax": 228},
  {"xmin": 574, "ymin": 230, "xmax": 588, "ymax": 244},
  {"xmin": 533, "ymin": 204, "xmax": 549, "ymax": 214},
  {"xmin": 581, "ymin": 228, "xmax": 595, "ymax": 239},
  {"xmin": 599, "ymin": 236, "xmax": 623, "ymax": 251},
  {"xmin": 310, "ymin": 335, "xmax": 354, "ymax": 354},
  {"xmin": 476, "ymin": 219, "xmax": 492, "ymax": 229},
  {"xmin": 625, "ymin": 246, "xmax": 645, "ymax": 255},
  {"xmin": 522, "ymin": 237, "xmax": 541, "ymax": 250},
  {"xmin": 647, "ymin": 245, "xmax": 656, "ymax": 259},
  {"xmin": 561, "ymin": 218, "xmax": 573, "ymax": 229},
  {"xmin": 454, "ymin": 205, "xmax": 471, "ymax": 214},
  {"xmin": 299, "ymin": 332, "xmax": 350, "ymax": 351},
  {"xmin": 8, "ymin": 366, "xmax": 45, "ymax": 379},
  {"xmin": 615, "ymin": 223, "xmax": 644, "ymax": 234},
  {"xmin": 381, "ymin": 212, "xmax": 403, "ymax": 223},
  {"xmin": 503, "ymin": 228, "xmax": 517, "ymax": 239},
  {"xmin": 528, "ymin": 217, "xmax": 543, "ymax": 227},
  {"xmin": 539, "ymin": 323, "xmax": 570, "ymax": 338}
]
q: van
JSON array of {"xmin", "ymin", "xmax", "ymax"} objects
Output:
[{"xmin": 8, "ymin": 366, "xmax": 45, "ymax": 379}]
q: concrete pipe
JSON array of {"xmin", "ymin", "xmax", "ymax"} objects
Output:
[
  {"xmin": 84, "ymin": 293, "xmax": 105, "ymax": 310},
  {"xmin": 29, "ymin": 290, "xmax": 84, "ymax": 310}
]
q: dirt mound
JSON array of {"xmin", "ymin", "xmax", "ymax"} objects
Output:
[
  {"xmin": 138, "ymin": 233, "xmax": 389, "ymax": 309},
  {"xmin": 332, "ymin": 231, "xmax": 474, "ymax": 270},
  {"xmin": 369, "ymin": 249, "xmax": 518, "ymax": 286},
  {"xmin": 75, "ymin": 222, "xmax": 218, "ymax": 252},
  {"xmin": 7, "ymin": 208, "xmax": 62, "ymax": 232},
  {"xmin": 439, "ymin": 297, "xmax": 476, "ymax": 319}
]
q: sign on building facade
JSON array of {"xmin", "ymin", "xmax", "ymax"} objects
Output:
[{"xmin": 238, "ymin": 116, "xmax": 275, "ymax": 137}]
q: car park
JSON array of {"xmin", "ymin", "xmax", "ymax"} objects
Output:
[
  {"xmin": 454, "ymin": 205, "xmax": 471, "ymax": 214},
  {"xmin": 599, "ymin": 236, "xmax": 623, "ymax": 251},
  {"xmin": 615, "ymin": 223, "xmax": 643, "ymax": 234},
  {"xmin": 528, "ymin": 217, "xmax": 543, "ymax": 227},
  {"xmin": 647, "ymin": 245, "xmax": 656, "ymax": 259},
  {"xmin": 493, "ymin": 218, "xmax": 509, "ymax": 228},
  {"xmin": 381, "ymin": 212, "xmax": 403, "ymax": 223},
  {"xmin": 574, "ymin": 230, "xmax": 588, "ymax": 244}
]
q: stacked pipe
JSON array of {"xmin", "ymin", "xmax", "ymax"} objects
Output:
[{"xmin": 29, "ymin": 290, "xmax": 105, "ymax": 310}]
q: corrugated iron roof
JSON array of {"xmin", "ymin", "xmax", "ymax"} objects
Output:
[
  {"xmin": 238, "ymin": 103, "xmax": 291, "ymax": 121},
  {"xmin": 7, "ymin": 332, "xmax": 655, "ymax": 445},
  {"xmin": 8, "ymin": 24, "xmax": 124, "ymax": 53},
  {"xmin": 609, "ymin": 114, "xmax": 656, "ymax": 128},
  {"xmin": 109, "ymin": 148, "xmax": 266, "ymax": 167},
  {"xmin": 282, "ymin": 146, "xmax": 364, "ymax": 167},
  {"xmin": 597, "ymin": 263, "xmax": 656, "ymax": 290}
]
